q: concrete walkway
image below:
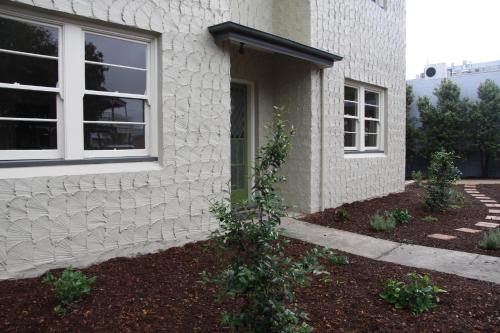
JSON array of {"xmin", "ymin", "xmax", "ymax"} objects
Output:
[
  {"xmin": 281, "ymin": 217, "xmax": 500, "ymax": 284},
  {"xmin": 457, "ymin": 179, "xmax": 500, "ymax": 185}
]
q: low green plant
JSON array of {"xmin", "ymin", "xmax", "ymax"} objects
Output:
[
  {"xmin": 387, "ymin": 208, "xmax": 412, "ymax": 224},
  {"xmin": 423, "ymin": 151, "xmax": 461, "ymax": 212},
  {"xmin": 334, "ymin": 207, "xmax": 349, "ymax": 222},
  {"xmin": 422, "ymin": 215, "xmax": 438, "ymax": 223},
  {"xmin": 370, "ymin": 212, "xmax": 396, "ymax": 231},
  {"xmin": 325, "ymin": 252, "xmax": 349, "ymax": 266},
  {"xmin": 379, "ymin": 272, "xmax": 446, "ymax": 315},
  {"xmin": 43, "ymin": 266, "xmax": 96, "ymax": 315},
  {"xmin": 479, "ymin": 229, "xmax": 500, "ymax": 250},
  {"xmin": 449, "ymin": 190, "xmax": 466, "ymax": 209},
  {"xmin": 411, "ymin": 170, "xmax": 424, "ymax": 188}
]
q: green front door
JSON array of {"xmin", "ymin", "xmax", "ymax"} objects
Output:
[{"xmin": 230, "ymin": 83, "xmax": 249, "ymax": 203}]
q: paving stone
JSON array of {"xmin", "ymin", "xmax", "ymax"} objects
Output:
[
  {"xmin": 480, "ymin": 200, "xmax": 497, "ymax": 203},
  {"xmin": 475, "ymin": 221, "xmax": 500, "ymax": 228},
  {"xmin": 485, "ymin": 215, "xmax": 500, "ymax": 221},
  {"xmin": 486, "ymin": 204, "xmax": 500, "ymax": 207},
  {"xmin": 455, "ymin": 228, "xmax": 482, "ymax": 233},
  {"xmin": 488, "ymin": 209, "xmax": 500, "ymax": 214},
  {"xmin": 465, "ymin": 191, "xmax": 480, "ymax": 194},
  {"xmin": 427, "ymin": 234, "xmax": 456, "ymax": 240}
]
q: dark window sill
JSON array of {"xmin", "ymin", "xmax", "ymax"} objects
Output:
[
  {"xmin": 0, "ymin": 156, "xmax": 158, "ymax": 168},
  {"xmin": 344, "ymin": 150, "xmax": 385, "ymax": 154}
]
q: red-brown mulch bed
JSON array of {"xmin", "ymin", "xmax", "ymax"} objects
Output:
[
  {"xmin": 302, "ymin": 184, "xmax": 500, "ymax": 257},
  {"xmin": 0, "ymin": 239, "xmax": 499, "ymax": 332}
]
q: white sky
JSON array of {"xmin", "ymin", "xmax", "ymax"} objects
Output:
[{"xmin": 406, "ymin": 0, "xmax": 500, "ymax": 79}]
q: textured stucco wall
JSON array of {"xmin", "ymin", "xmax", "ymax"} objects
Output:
[
  {"xmin": 1, "ymin": 0, "xmax": 232, "ymax": 279},
  {"xmin": 312, "ymin": 0, "xmax": 407, "ymax": 208}
]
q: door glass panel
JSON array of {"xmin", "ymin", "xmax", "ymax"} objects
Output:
[
  {"xmin": 230, "ymin": 84, "xmax": 248, "ymax": 201},
  {"xmin": 0, "ymin": 17, "xmax": 58, "ymax": 56}
]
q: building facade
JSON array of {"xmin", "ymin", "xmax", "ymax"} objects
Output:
[{"xmin": 0, "ymin": 0, "xmax": 406, "ymax": 279}]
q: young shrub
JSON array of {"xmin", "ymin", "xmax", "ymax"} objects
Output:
[
  {"xmin": 327, "ymin": 253, "xmax": 349, "ymax": 266},
  {"xmin": 422, "ymin": 215, "xmax": 438, "ymax": 223},
  {"xmin": 387, "ymin": 208, "xmax": 412, "ymax": 224},
  {"xmin": 380, "ymin": 272, "xmax": 446, "ymax": 315},
  {"xmin": 204, "ymin": 107, "xmax": 331, "ymax": 333},
  {"xmin": 411, "ymin": 170, "xmax": 424, "ymax": 188},
  {"xmin": 334, "ymin": 207, "xmax": 350, "ymax": 222},
  {"xmin": 370, "ymin": 212, "xmax": 396, "ymax": 232},
  {"xmin": 479, "ymin": 229, "xmax": 500, "ymax": 250},
  {"xmin": 423, "ymin": 151, "xmax": 461, "ymax": 212},
  {"xmin": 43, "ymin": 266, "xmax": 96, "ymax": 315}
]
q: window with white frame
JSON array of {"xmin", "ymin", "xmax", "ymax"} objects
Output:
[
  {"xmin": 0, "ymin": 12, "xmax": 157, "ymax": 162},
  {"xmin": 344, "ymin": 83, "xmax": 384, "ymax": 152}
]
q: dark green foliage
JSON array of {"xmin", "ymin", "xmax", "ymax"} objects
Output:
[
  {"xmin": 423, "ymin": 151, "xmax": 461, "ymax": 212},
  {"xmin": 421, "ymin": 215, "xmax": 438, "ymax": 223},
  {"xmin": 406, "ymin": 85, "xmax": 421, "ymax": 166},
  {"xmin": 370, "ymin": 212, "xmax": 396, "ymax": 231},
  {"xmin": 43, "ymin": 267, "xmax": 96, "ymax": 315},
  {"xmin": 326, "ymin": 252, "xmax": 349, "ymax": 266},
  {"xmin": 334, "ymin": 207, "xmax": 349, "ymax": 222},
  {"xmin": 479, "ymin": 229, "xmax": 500, "ymax": 250},
  {"xmin": 204, "ymin": 107, "xmax": 331, "ymax": 333},
  {"xmin": 380, "ymin": 273, "xmax": 446, "ymax": 315},
  {"xmin": 387, "ymin": 208, "xmax": 412, "ymax": 224},
  {"xmin": 411, "ymin": 170, "xmax": 424, "ymax": 188}
]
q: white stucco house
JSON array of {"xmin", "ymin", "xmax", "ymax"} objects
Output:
[{"xmin": 0, "ymin": 0, "xmax": 406, "ymax": 279}]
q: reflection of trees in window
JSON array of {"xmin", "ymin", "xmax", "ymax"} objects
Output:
[
  {"xmin": 0, "ymin": 17, "xmax": 58, "ymax": 55},
  {"xmin": 85, "ymin": 42, "xmax": 108, "ymax": 91}
]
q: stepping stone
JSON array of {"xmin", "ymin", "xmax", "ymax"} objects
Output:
[
  {"xmin": 486, "ymin": 204, "xmax": 500, "ymax": 207},
  {"xmin": 475, "ymin": 221, "xmax": 500, "ymax": 228},
  {"xmin": 486, "ymin": 215, "xmax": 500, "ymax": 221},
  {"xmin": 466, "ymin": 191, "xmax": 480, "ymax": 194},
  {"xmin": 455, "ymin": 227, "xmax": 482, "ymax": 233},
  {"xmin": 471, "ymin": 195, "xmax": 488, "ymax": 198},
  {"xmin": 427, "ymin": 233, "xmax": 456, "ymax": 240},
  {"xmin": 489, "ymin": 209, "xmax": 500, "ymax": 214},
  {"xmin": 480, "ymin": 200, "xmax": 497, "ymax": 203}
]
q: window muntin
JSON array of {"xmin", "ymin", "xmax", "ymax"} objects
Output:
[
  {"xmin": 344, "ymin": 83, "xmax": 384, "ymax": 152},
  {"xmin": 0, "ymin": 15, "xmax": 60, "ymax": 157},
  {"xmin": 0, "ymin": 12, "xmax": 156, "ymax": 161}
]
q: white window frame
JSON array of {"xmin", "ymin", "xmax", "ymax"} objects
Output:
[
  {"xmin": 344, "ymin": 82, "xmax": 385, "ymax": 152},
  {"xmin": 0, "ymin": 9, "xmax": 158, "ymax": 161}
]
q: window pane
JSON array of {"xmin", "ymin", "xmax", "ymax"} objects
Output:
[
  {"xmin": 365, "ymin": 133, "xmax": 378, "ymax": 147},
  {"xmin": 0, "ymin": 120, "xmax": 57, "ymax": 149},
  {"xmin": 0, "ymin": 89, "xmax": 56, "ymax": 119},
  {"xmin": 344, "ymin": 101, "xmax": 357, "ymax": 116},
  {"xmin": 344, "ymin": 133, "xmax": 356, "ymax": 148},
  {"xmin": 85, "ymin": 64, "xmax": 146, "ymax": 95},
  {"xmin": 365, "ymin": 120, "xmax": 378, "ymax": 134},
  {"xmin": 84, "ymin": 123, "xmax": 145, "ymax": 150},
  {"xmin": 85, "ymin": 33, "xmax": 146, "ymax": 69},
  {"xmin": 345, "ymin": 86, "xmax": 357, "ymax": 101},
  {"xmin": 365, "ymin": 91, "xmax": 379, "ymax": 105},
  {"xmin": 0, "ymin": 52, "xmax": 58, "ymax": 87},
  {"xmin": 0, "ymin": 17, "xmax": 58, "ymax": 56},
  {"xmin": 365, "ymin": 105, "xmax": 379, "ymax": 118},
  {"xmin": 84, "ymin": 95, "xmax": 144, "ymax": 122},
  {"xmin": 344, "ymin": 118, "xmax": 356, "ymax": 132}
]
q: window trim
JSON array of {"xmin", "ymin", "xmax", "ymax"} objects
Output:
[
  {"xmin": 344, "ymin": 82, "xmax": 385, "ymax": 153},
  {"xmin": 0, "ymin": 8, "xmax": 158, "ymax": 162}
]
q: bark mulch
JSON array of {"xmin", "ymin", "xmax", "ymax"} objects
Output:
[
  {"xmin": 0, "ymin": 239, "xmax": 499, "ymax": 332},
  {"xmin": 302, "ymin": 184, "xmax": 500, "ymax": 257}
]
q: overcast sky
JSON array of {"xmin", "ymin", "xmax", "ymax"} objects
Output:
[{"xmin": 406, "ymin": 0, "xmax": 500, "ymax": 79}]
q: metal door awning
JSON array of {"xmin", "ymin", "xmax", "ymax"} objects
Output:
[{"xmin": 208, "ymin": 21, "xmax": 342, "ymax": 68}]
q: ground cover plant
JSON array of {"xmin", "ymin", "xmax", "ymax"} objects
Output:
[
  {"xmin": 387, "ymin": 208, "xmax": 412, "ymax": 224},
  {"xmin": 370, "ymin": 212, "xmax": 396, "ymax": 232},
  {"xmin": 334, "ymin": 207, "xmax": 349, "ymax": 222},
  {"xmin": 43, "ymin": 267, "xmax": 96, "ymax": 315},
  {"xmin": 479, "ymin": 229, "xmax": 500, "ymax": 250},
  {"xmin": 203, "ymin": 107, "xmax": 335, "ymax": 333},
  {"xmin": 380, "ymin": 273, "xmax": 446, "ymax": 315}
]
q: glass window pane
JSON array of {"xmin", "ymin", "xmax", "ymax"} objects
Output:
[
  {"xmin": 85, "ymin": 33, "xmax": 146, "ymax": 69},
  {"xmin": 344, "ymin": 101, "xmax": 357, "ymax": 116},
  {"xmin": 0, "ymin": 120, "xmax": 57, "ymax": 149},
  {"xmin": 85, "ymin": 63, "xmax": 146, "ymax": 95},
  {"xmin": 365, "ymin": 91, "xmax": 379, "ymax": 105},
  {"xmin": 365, "ymin": 105, "xmax": 379, "ymax": 119},
  {"xmin": 0, "ymin": 53, "xmax": 58, "ymax": 87},
  {"xmin": 84, "ymin": 95, "xmax": 144, "ymax": 122},
  {"xmin": 344, "ymin": 118, "xmax": 356, "ymax": 132},
  {"xmin": 365, "ymin": 120, "xmax": 378, "ymax": 134},
  {"xmin": 0, "ymin": 89, "xmax": 56, "ymax": 119},
  {"xmin": 0, "ymin": 17, "xmax": 58, "ymax": 56},
  {"xmin": 365, "ymin": 133, "xmax": 378, "ymax": 147},
  {"xmin": 84, "ymin": 123, "xmax": 145, "ymax": 150},
  {"xmin": 344, "ymin": 133, "xmax": 356, "ymax": 148},
  {"xmin": 344, "ymin": 86, "xmax": 357, "ymax": 101}
]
